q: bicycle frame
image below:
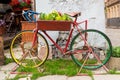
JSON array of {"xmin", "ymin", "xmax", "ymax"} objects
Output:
[
  {"xmin": 10, "ymin": 10, "xmax": 112, "ymax": 70},
  {"xmin": 32, "ymin": 18, "xmax": 88, "ymax": 55}
]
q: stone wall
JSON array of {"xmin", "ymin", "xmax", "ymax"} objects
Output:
[
  {"xmin": 36, "ymin": 0, "xmax": 106, "ymax": 58},
  {"xmin": 107, "ymin": 17, "xmax": 120, "ymax": 27},
  {"xmin": 49, "ymin": 0, "xmax": 105, "ymax": 31},
  {"xmin": 36, "ymin": 0, "xmax": 106, "ymax": 41}
]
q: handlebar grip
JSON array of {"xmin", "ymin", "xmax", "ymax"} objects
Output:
[{"xmin": 22, "ymin": 10, "xmax": 39, "ymax": 22}]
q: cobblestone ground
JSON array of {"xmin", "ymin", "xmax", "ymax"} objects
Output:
[{"xmin": 106, "ymin": 28, "xmax": 120, "ymax": 47}]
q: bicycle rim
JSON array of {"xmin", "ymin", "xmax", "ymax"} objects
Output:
[
  {"xmin": 70, "ymin": 29, "xmax": 112, "ymax": 69},
  {"xmin": 10, "ymin": 30, "xmax": 49, "ymax": 68}
]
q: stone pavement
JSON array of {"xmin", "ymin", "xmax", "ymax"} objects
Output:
[
  {"xmin": 0, "ymin": 62, "xmax": 120, "ymax": 80},
  {"xmin": 36, "ymin": 75, "xmax": 120, "ymax": 80},
  {"xmin": 0, "ymin": 63, "xmax": 17, "ymax": 80},
  {"xmin": 0, "ymin": 28, "xmax": 120, "ymax": 80}
]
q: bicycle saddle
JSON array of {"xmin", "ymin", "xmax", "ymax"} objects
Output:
[{"xmin": 66, "ymin": 12, "xmax": 81, "ymax": 17}]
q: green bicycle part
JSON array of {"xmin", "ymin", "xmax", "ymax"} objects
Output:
[{"xmin": 70, "ymin": 29, "xmax": 112, "ymax": 69}]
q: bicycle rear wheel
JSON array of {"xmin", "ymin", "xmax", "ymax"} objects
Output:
[
  {"xmin": 10, "ymin": 30, "xmax": 49, "ymax": 68},
  {"xmin": 70, "ymin": 29, "xmax": 112, "ymax": 69}
]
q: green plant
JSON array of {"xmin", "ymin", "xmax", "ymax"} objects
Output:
[
  {"xmin": 108, "ymin": 68, "xmax": 117, "ymax": 74},
  {"xmin": 112, "ymin": 46, "xmax": 120, "ymax": 57},
  {"xmin": 4, "ymin": 57, "xmax": 14, "ymax": 65},
  {"xmin": 10, "ymin": 59, "xmax": 95, "ymax": 80},
  {"xmin": 108, "ymin": 68, "xmax": 120, "ymax": 74},
  {"xmin": 87, "ymin": 70, "xmax": 94, "ymax": 80},
  {"xmin": 39, "ymin": 10, "xmax": 72, "ymax": 21}
]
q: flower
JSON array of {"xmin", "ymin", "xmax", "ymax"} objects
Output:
[{"xmin": 10, "ymin": 0, "xmax": 32, "ymax": 10}]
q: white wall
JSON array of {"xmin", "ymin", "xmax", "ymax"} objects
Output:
[{"xmin": 36, "ymin": 0, "xmax": 105, "ymax": 44}]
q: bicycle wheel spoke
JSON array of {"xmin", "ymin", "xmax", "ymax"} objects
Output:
[{"xmin": 18, "ymin": 52, "xmax": 29, "ymax": 66}]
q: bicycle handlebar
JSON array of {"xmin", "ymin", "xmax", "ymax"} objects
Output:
[{"xmin": 22, "ymin": 10, "xmax": 39, "ymax": 22}]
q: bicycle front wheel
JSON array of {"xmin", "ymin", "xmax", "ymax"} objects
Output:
[
  {"xmin": 10, "ymin": 30, "xmax": 49, "ymax": 68},
  {"xmin": 70, "ymin": 29, "xmax": 112, "ymax": 69}
]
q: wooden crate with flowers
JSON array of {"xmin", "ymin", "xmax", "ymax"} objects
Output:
[
  {"xmin": 37, "ymin": 10, "xmax": 72, "ymax": 31},
  {"xmin": 21, "ymin": 10, "xmax": 72, "ymax": 41}
]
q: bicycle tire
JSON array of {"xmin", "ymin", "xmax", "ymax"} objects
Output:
[
  {"xmin": 10, "ymin": 30, "xmax": 49, "ymax": 68},
  {"xmin": 70, "ymin": 29, "xmax": 112, "ymax": 69}
]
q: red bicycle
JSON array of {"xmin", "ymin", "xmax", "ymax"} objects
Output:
[{"xmin": 10, "ymin": 10, "xmax": 112, "ymax": 69}]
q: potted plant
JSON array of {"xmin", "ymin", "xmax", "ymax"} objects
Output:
[
  {"xmin": 107, "ymin": 46, "xmax": 120, "ymax": 70},
  {"xmin": 10, "ymin": 0, "xmax": 32, "ymax": 11}
]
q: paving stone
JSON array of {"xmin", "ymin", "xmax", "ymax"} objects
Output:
[
  {"xmin": 37, "ymin": 75, "xmax": 67, "ymax": 80},
  {"xmin": 0, "ymin": 71, "xmax": 8, "ymax": 80},
  {"xmin": 1, "ymin": 63, "xmax": 17, "ymax": 71},
  {"xmin": 19, "ymin": 77, "xmax": 31, "ymax": 80},
  {"xmin": 68, "ymin": 76, "xmax": 91, "ymax": 80},
  {"xmin": 93, "ymin": 75, "xmax": 120, "ymax": 80},
  {"xmin": 0, "ymin": 70, "xmax": 16, "ymax": 80}
]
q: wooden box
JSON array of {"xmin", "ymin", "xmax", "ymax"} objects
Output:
[
  {"xmin": 37, "ymin": 20, "xmax": 72, "ymax": 31},
  {"xmin": 21, "ymin": 20, "xmax": 72, "ymax": 42},
  {"xmin": 21, "ymin": 21, "xmax": 36, "ymax": 42}
]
